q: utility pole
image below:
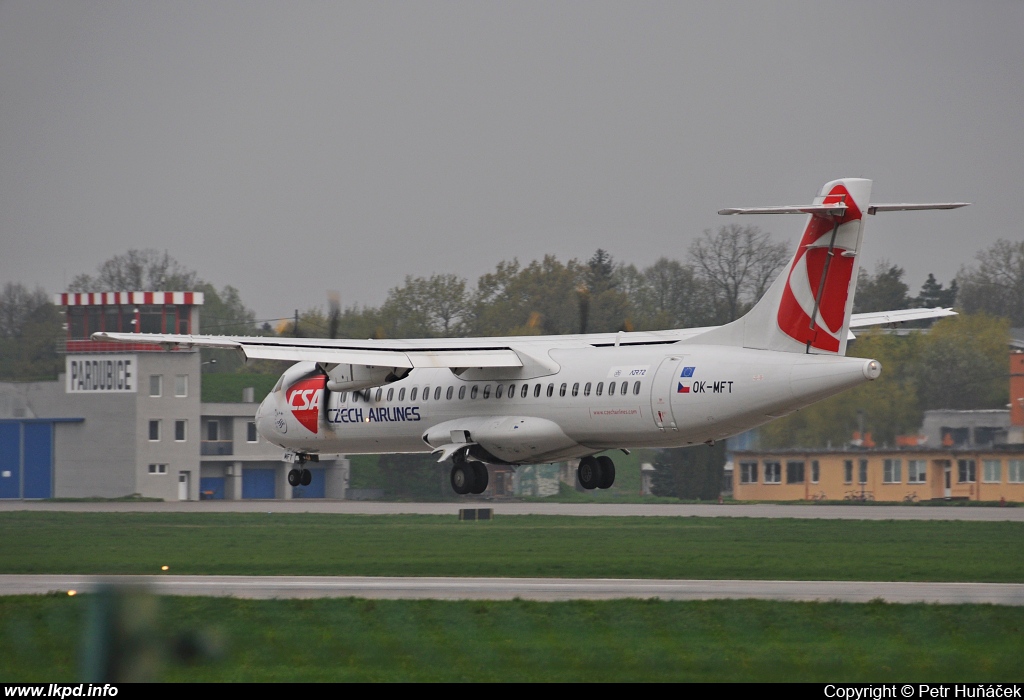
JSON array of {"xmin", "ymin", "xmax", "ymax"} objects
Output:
[{"xmin": 294, "ymin": 309, "xmax": 299, "ymax": 338}]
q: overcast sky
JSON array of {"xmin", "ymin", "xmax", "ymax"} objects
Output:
[{"xmin": 1, "ymin": 1, "xmax": 1021, "ymax": 322}]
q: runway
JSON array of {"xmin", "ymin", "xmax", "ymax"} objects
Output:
[
  {"xmin": 2, "ymin": 500, "xmax": 1022, "ymax": 521},
  {"xmin": 3, "ymin": 574, "xmax": 1022, "ymax": 605}
]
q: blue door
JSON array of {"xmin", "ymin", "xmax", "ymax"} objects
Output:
[
  {"xmin": 0, "ymin": 423, "xmax": 19, "ymax": 499},
  {"xmin": 292, "ymin": 468, "xmax": 325, "ymax": 498},
  {"xmin": 199, "ymin": 477, "xmax": 225, "ymax": 500},
  {"xmin": 23, "ymin": 423, "xmax": 52, "ymax": 499},
  {"xmin": 242, "ymin": 468, "xmax": 276, "ymax": 499}
]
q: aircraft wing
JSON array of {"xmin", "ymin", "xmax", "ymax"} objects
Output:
[{"xmin": 848, "ymin": 307, "xmax": 956, "ymax": 328}]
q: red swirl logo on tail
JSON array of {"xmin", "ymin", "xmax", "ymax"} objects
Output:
[
  {"xmin": 776, "ymin": 184, "xmax": 861, "ymax": 352},
  {"xmin": 286, "ymin": 374, "xmax": 326, "ymax": 434}
]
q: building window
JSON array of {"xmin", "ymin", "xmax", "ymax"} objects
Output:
[
  {"xmin": 957, "ymin": 459, "xmax": 976, "ymax": 483},
  {"xmin": 174, "ymin": 420, "xmax": 186, "ymax": 442},
  {"xmin": 858, "ymin": 459, "xmax": 868, "ymax": 485},
  {"xmin": 764, "ymin": 461, "xmax": 781, "ymax": 484},
  {"xmin": 175, "ymin": 375, "xmax": 188, "ymax": 397},
  {"xmin": 983, "ymin": 460, "xmax": 1001, "ymax": 483},
  {"xmin": 811, "ymin": 460, "xmax": 820, "ymax": 484},
  {"xmin": 148, "ymin": 420, "xmax": 160, "ymax": 441},
  {"xmin": 883, "ymin": 459, "xmax": 902, "ymax": 484},
  {"xmin": 148, "ymin": 464, "xmax": 167, "ymax": 475},
  {"xmin": 1009, "ymin": 460, "xmax": 1024, "ymax": 483},
  {"xmin": 786, "ymin": 461, "xmax": 804, "ymax": 484},
  {"xmin": 149, "ymin": 375, "xmax": 162, "ymax": 397},
  {"xmin": 739, "ymin": 461, "xmax": 758, "ymax": 484},
  {"xmin": 908, "ymin": 460, "xmax": 928, "ymax": 484},
  {"xmin": 207, "ymin": 420, "xmax": 219, "ymax": 442},
  {"xmin": 247, "ymin": 421, "xmax": 258, "ymax": 442},
  {"xmin": 844, "ymin": 460, "xmax": 853, "ymax": 484}
]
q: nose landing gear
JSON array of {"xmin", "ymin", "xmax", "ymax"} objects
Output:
[
  {"xmin": 287, "ymin": 454, "xmax": 315, "ymax": 487},
  {"xmin": 577, "ymin": 455, "xmax": 616, "ymax": 490}
]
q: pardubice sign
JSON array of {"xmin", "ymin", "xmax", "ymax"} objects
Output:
[{"xmin": 66, "ymin": 354, "xmax": 137, "ymax": 393}]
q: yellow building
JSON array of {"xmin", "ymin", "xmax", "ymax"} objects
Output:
[{"xmin": 731, "ymin": 447, "xmax": 1024, "ymax": 502}]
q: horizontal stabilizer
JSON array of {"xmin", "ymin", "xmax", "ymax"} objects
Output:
[
  {"xmin": 866, "ymin": 203, "xmax": 970, "ymax": 214},
  {"xmin": 718, "ymin": 203, "xmax": 849, "ymax": 217},
  {"xmin": 849, "ymin": 307, "xmax": 956, "ymax": 328}
]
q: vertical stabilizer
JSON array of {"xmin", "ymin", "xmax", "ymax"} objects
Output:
[{"xmin": 689, "ymin": 178, "xmax": 872, "ymax": 355}]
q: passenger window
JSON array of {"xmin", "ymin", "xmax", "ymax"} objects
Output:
[
  {"xmin": 621, "ymin": 381, "xmax": 628, "ymax": 395},
  {"xmin": 471, "ymin": 385, "xmax": 479, "ymax": 399},
  {"xmin": 422, "ymin": 386, "xmax": 430, "ymax": 401},
  {"xmin": 559, "ymin": 383, "xmax": 567, "ymax": 397},
  {"xmin": 339, "ymin": 391, "xmax": 348, "ymax": 402},
  {"xmin": 633, "ymin": 381, "xmax": 641, "ymax": 395},
  {"xmin": 483, "ymin": 385, "xmax": 491, "ymax": 399},
  {"xmin": 375, "ymin": 388, "xmax": 382, "ymax": 402},
  {"xmin": 352, "ymin": 391, "xmax": 360, "ymax": 403},
  {"xmin": 386, "ymin": 388, "xmax": 393, "ymax": 402},
  {"xmin": 459, "ymin": 386, "xmax": 466, "ymax": 399},
  {"xmin": 546, "ymin": 383, "xmax": 554, "ymax": 397},
  {"xmin": 608, "ymin": 382, "xmax": 616, "ymax": 396},
  {"xmin": 521, "ymin": 384, "xmax": 529, "ymax": 398},
  {"xmin": 495, "ymin": 384, "xmax": 503, "ymax": 399},
  {"xmin": 410, "ymin": 387, "xmax": 418, "ymax": 401},
  {"xmin": 398, "ymin": 388, "xmax": 406, "ymax": 401},
  {"xmin": 434, "ymin": 386, "xmax": 442, "ymax": 400},
  {"xmin": 572, "ymin": 382, "xmax": 579, "ymax": 397},
  {"xmin": 508, "ymin": 384, "xmax": 515, "ymax": 398},
  {"xmin": 584, "ymin": 382, "xmax": 591, "ymax": 396},
  {"xmin": 533, "ymin": 384, "xmax": 541, "ymax": 398},
  {"xmin": 446, "ymin": 386, "xmax": 454, "ymax": 400},
  {"xmin": 364, "ymin": 390, "xmax": 372, "ymax": 402},
  {"xmin": 596, "ymin": 382, "xmax": 604, "ymax": 396}
]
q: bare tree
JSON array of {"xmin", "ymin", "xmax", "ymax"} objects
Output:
[
  {"xmin": 957, "ymin": 239, "xmax": 1024, "ymax": 326},
  {"xmin": 68, "ymin": 249, "xmax": 200, "ymax": 292},
  {"xmin": 688, "ymin": 224, "xmax": 790, "ymax": 322}
]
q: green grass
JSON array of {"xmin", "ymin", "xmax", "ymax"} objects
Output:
[
  {"xmin": 2, "ymin": 513, "xmax": 1022, "ymax": 581},
  {"xmin": 3, "ymin": 595, "xmax": 1022, "ymax": 682},
  {"xmin": 200, "ymin": 373, "xmax": 277, "ymax": 403}
]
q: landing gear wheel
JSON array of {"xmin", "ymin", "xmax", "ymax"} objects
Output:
[
  {"xmin": 287, "ymin": 469, "xmax": 301, "ymax": 487},
  {"xmin": 470, "ymin": 463, "xmax": 489, "ymax": 494},
  {"xmin": 577, "ymin": 456, "xmax": 601, "ymax": 490},
  {"xmin": 300, "ymin": 468, "xmax": 312, "ymax": 487},
  {"xmin": 596, "ymin": 456, "xmax": 616, "ymax": 489},
  {"xmin": 450, "ymin": 462, "xmax": 476, "ymax": 495}
]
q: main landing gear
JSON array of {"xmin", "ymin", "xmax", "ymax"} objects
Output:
[
  {"xmin": 287, "ymin": 454, "xmax": 315, "ymax": 487},
  {"xmin": 577, "ymin": 455, "xmax": 616, "ymax": 490},
  {"xmin": 450, "ymin": 453, "xmax": 489, "ymax": 495}
]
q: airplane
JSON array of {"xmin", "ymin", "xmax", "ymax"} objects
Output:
[{"xmin": 94, "ymin": 178, "xmax": 968, "ymax": 494}]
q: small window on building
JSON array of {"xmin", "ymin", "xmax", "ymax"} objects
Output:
[
  {"xmin": 149, "ymin": 375, "xmax": 162, "ymax": 397},
  {"xmin": 908, "ymin": 460, "xmax": 927, "ymax": 483},
  {"xmin": 764, "ymin": 461, "xmax": 781, "ymax": 484},
  {"xmin": 247, "ymin": 421, "xmax": 258, "ymax": 442},
  {"xmin": 584, "ymin": 382, "xmax": 591, "ymax": 397},
  {"xmin": 174, "ymin": 420, "xmax": 186, "ymax": 442},
  {"xmin": 858, "ymin": 459, "xmax": 868, "ymax": 485},
  {"xmin": 148, "ymin": 464, "xmax": 167, "ymax": 475},
  {"xmin": 148, "ymin": 420, "xmax": 160, "ymax": 441},
  {"xmin": 983, "ymin": 460, "xmax": 1001, "ymax": 483},
  {"xmin": 786, "ymin": 461, "xmax": 805, "ymax": 484},
  {"xmin": 470, "ymin": 386, "xmax": 478, "ymax": 399},
  {"xmin": 811, "ymin": 460, "xmax": 820, "ymax": 484},
  {"xmin": 883, "ymin": 459, "xmax": 902, "ymax": 484},
  {"xmin": 739, "ymin": 461, "xmax": 758, "ymax": 484},
  {"xmin": 207, "ymin": 420, "xmax": 220, "ymax": 442},
  {"xmin": 174, "ymin": 375, "xmax": 188, "ymax": 398},
  {"xmin": 844, "ymin": 460, "xmax": 853, "ymax": 484},
  {"xmin": 958, "ymin": 459, "xmax": 976, "ymax": 483},
  {"xmin": 1008, "ymin": 460, "xmax": 1024, "ymax": 483},
  {"xmin": 572, "ymin": 383, "xmax": 580, "ymax": 397}
]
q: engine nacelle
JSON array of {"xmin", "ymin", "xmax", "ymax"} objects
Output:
[
  {"xmin": 325, "ymin": 363, "xmax": 409, "ymax": 392},
  {"xmin": 423, "ymin": 415, "xmax": 580, "ymax": 465}
]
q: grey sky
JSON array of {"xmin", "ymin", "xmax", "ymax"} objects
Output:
[{"xmin": 1, "ymin": 1, "xmax": 1021, "ymax": 322}]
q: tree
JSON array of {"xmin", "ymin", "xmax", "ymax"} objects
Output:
[
  {"xmin": 466, "ymin": 256, "xmax": 585, "ymax": 336},
  {"xmin": 0, "ymin": 283, "xmax": 63, "ymax": 381},
  {"xmin": 688, "ymin": 224, "xmax": 789, "ymax": 322},
  {"xmin": 68, "ymin": 249, "xmax": 200, "ymax": 292},
  {"xmin": 377, "ymin": 274, "xmax": 470, "ymax": 338},
  {"xmin": 853, "ymin": 261, "xmax": 911, "ymax": 313},
  {"xmin": 580, "ymin": 249, "xmax": 631, "ymax": 333},
  {"xmin": 650, "ymin": 443, "xmax": 725, "ymax": 500},
  {"xmin": 957, "ymin": 239, "xmax": 1024, "ymax": 325},
  {"xmin": 913, "ymin": 314, "xmax": 1009, "ymax": 411},
  {"xmin": 915, "ymin": 273, "xmax": 958, "ymax": 309},
  {"xmin": 620, "ymin": 258, "xmax": 719, "ymax": 331}
]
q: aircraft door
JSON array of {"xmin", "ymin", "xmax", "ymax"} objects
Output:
[{"xmin": 650, "ymin": 356, "xmax": 682, "ymax": 430}]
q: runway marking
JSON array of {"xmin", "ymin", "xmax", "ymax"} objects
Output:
[{"xmin": 2, "ymin": 575, "xmax": 1023, "ymax": 605}]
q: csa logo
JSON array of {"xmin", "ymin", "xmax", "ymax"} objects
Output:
[{"xmin": 286, "ymin": 374, "xmax": 326, "ymax": 434}]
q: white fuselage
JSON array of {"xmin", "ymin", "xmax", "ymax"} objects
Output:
[{"xmin": 255, "ymin": 343, "xmax": 879, "ymax": 464}]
